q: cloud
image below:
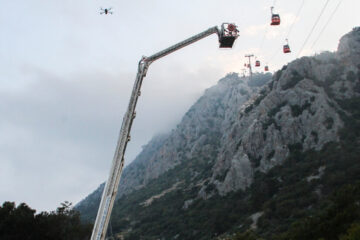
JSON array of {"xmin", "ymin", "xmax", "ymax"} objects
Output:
[
  {"xmin": 1, "ymin": 0, "xmax": 358, "ymax": 213},
  {"xmin": 281, "ymin": 12, "xmax": 298, "ymax": 28},
  {"xmin": 0, "ymin": 59, "xmax": 226, "ymax": 211},
  {"xmin": 243, "ymin": 24, "xmax": 267, "ymax": 36},
  {"xmin": 0, "ymin": 66, "xmax": 135, "ymax": 211}
]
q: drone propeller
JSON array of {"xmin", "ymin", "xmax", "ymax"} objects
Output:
[{"xmin": 99, "ymin": 7, "xmax": 113, "ymax": 15}]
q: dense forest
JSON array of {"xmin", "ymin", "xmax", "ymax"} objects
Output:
[{"xmin": 0, "ymin": 201, "xmax": 92, "ymax": 240}]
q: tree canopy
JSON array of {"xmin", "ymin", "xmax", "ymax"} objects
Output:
[{"xmin": 0, "ymin": 201, "xmax": 92, "ymax": 240}]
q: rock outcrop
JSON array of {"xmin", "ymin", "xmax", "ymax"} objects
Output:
[
  {"xmin": 76, "ymin": 72, "xmax": 271, "ymax": 217},
  {"xmin": 77, "ymin": 28, "xmax": 360, "ymax": 230}
]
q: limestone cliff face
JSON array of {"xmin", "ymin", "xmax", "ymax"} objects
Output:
[
  {"xmin": 75, "ymin": 134, "xmax": 169, "ymax": 219},
  {"xmin": 77, "ymin": 28, "xmax": 360, "ymax": 221},
  {"xmin": 209, "ymin": 28, "xmax": 360, "ymax": 195},
  {"xmin": 118, "ymin": 134, "xmax": 170, "ymax": 195},
  {"xmin": 119, "ymin": 72, "xmax": 270, "ymax": 196},
  {"xmin": 338, "ymin": 27, "xmax": 360, "ymax": 66},
  {"xmin": 76, "ymin": 72, "xmax": 269, "ymax": 215},
  {"xmin": 212, "ymin": 62, "xmax": 343, "ymax": 194}
]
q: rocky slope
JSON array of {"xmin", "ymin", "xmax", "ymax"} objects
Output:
[
  {"xmin": 76, "ymin": 71, "xmax": 271, "ymax": 220},
  {"xmin": 77, "ymin": 28, "xmax": 360, "ymax": 239}
]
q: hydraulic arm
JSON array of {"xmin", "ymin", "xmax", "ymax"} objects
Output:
[{"xmin": 90, "ymin": 23, "xmax": 239, "ymax": 240}]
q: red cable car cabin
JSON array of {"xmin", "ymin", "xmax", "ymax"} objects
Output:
[
  {"xmin": 270, "ymin": 7, "xmax": 280, "ymax": 26},
  {"xmin": 271, "ymin": 14, "xmax": 280, "ymax": 25},
  {"xmin": 255, "ymin": 60, "xmax": 260, "ymax": 67},
  {"xmin": 283, "ymin": 44, "xmax": 291, "ymax": 53},
  {"xmin": 265, "ymin": 66, "xmax": 269, "ymax": 71}
]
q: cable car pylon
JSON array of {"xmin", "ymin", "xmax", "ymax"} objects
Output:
[
  {"xmin": 241, "ymin": 68, "xmax": 247, "ymax": 78},
  {"xmin": 245, "ymin": 54, "xmax": 254, "ymax": 80}
]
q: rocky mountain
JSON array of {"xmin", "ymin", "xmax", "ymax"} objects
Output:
[
  {"xmin": 76, "ymin": 71, "xmax": 271, "ymax": 220},
  {"xmin": 77, "ymin": 28, "xmax": 360, "ymax": 240}
]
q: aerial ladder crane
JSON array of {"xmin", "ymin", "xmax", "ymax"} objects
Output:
[{"xmin": 90, "ymin": 23, "xmax": 240, "ymax": 240}]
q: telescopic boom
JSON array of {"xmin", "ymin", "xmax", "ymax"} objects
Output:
[{"xmin": 90, "ymin": 23, "xmax": 239, "ymax": 240}]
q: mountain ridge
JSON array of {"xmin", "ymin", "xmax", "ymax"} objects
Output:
[
  {"xmin": 77, "ymin": 27, "xmax": 360, "ymax": 239},
  {"xmin": 76, "ymin": 72, "xmax": 271, "ymax": 220}
]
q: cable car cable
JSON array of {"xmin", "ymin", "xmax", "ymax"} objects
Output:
[
  {"xmin": 259, "ymin": 26, "xmax": 269, "ymax": 53},
  {"xmin": 257, "ymin": 24, "xmax": 269, "ymax": 70},
  {"xmin": 285, "ymin": 0, "xmax": 305, "ymax": 39},
  {"xmin": 273, "ymin": 0, "xmax": 277, "ymax": 7},
  {"xmin": 268, "ymin": 46, "xmax": 282, "ymax": 63},
  {"xmin": 310, "ymin": 0, "xmax": 343, "ymax": 49},
  {"xmin": 258, "ymin": 2, "xmax": 278, "ymax": 68},
  {"xmin": 296, "ymin": 0, "xmax": 331, "ymax": 58},
  {"xmin": 263, "ymin": 0, "xmax": 304, "ymax": 69}
]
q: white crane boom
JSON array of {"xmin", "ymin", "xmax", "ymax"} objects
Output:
[{"xmin": 90, "ymin": 23, "xmax": 239, "ymax": 240}]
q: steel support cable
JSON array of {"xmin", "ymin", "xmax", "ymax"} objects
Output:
[
  {"xmin": 268, "ymin": 46, "xmax": 282, "ymax": 64},
  {"xmin": 262, "ymin": 0, "xmax": 278, "ymax": 48},
  {"xmin": 296, "ymin": 0, "xmax": 331, "ymax": 58},
  {"xmin": 264, "ymin": 0, "xmax": 305, "ymax": 67},
  {"xmin": 259, "ymin": 26, "xmax": 269, "ymax": 54},
  {"xmin": 258, "ymin": 0, "xmax": 278, "ymax": 59},
  {"xmin": 285, "ymin": 0, "xmax": 305, "ymax": 39},
  {"xmin": 261, "ymin": 0, "xmax": 277, "ymax": 49},
  {"xmin": 273, "ymin": 0, "xmax": 277, "ymax": 7},
  {"xmin": 310, "ymin": 0, "xmax": 343, "ymax": 49}
]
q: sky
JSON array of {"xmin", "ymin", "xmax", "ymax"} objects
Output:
[{"xmin": 0, "ymin": 0, "xmax": 359, "ymax": 212}]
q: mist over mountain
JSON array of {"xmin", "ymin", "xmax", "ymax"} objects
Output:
[
  {"xmin": 76, "ymin": 71, "xmax": 271, "ymax": 219},
  {"xmin": 76, "ymin": 28, "xmax": 360, "ymax": 239}
]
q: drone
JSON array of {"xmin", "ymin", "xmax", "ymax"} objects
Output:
[{"xmin": 100, "ymin": 8, "xmax": 113, "ymax": 15}]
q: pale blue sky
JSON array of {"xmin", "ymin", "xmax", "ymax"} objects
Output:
[{"xmin": 0, "ymin": 0, "xmax": 358, "ymax": 211}]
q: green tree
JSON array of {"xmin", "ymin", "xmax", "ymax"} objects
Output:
[
  {"xmin": 340, "ymin": 223, "xmax": 360, "ymax": 240},
  {"xmin": 0, "ymin": 201, "xmax": 92, "ymax": 240}
]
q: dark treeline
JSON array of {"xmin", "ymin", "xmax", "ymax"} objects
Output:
[
  {"xmin": 0, "ymin": 201, "xmax": 92, "ymax": 240},
  {"xmin": 226, "ymin": 183, "xmax": 360, "ymax": 240}
]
